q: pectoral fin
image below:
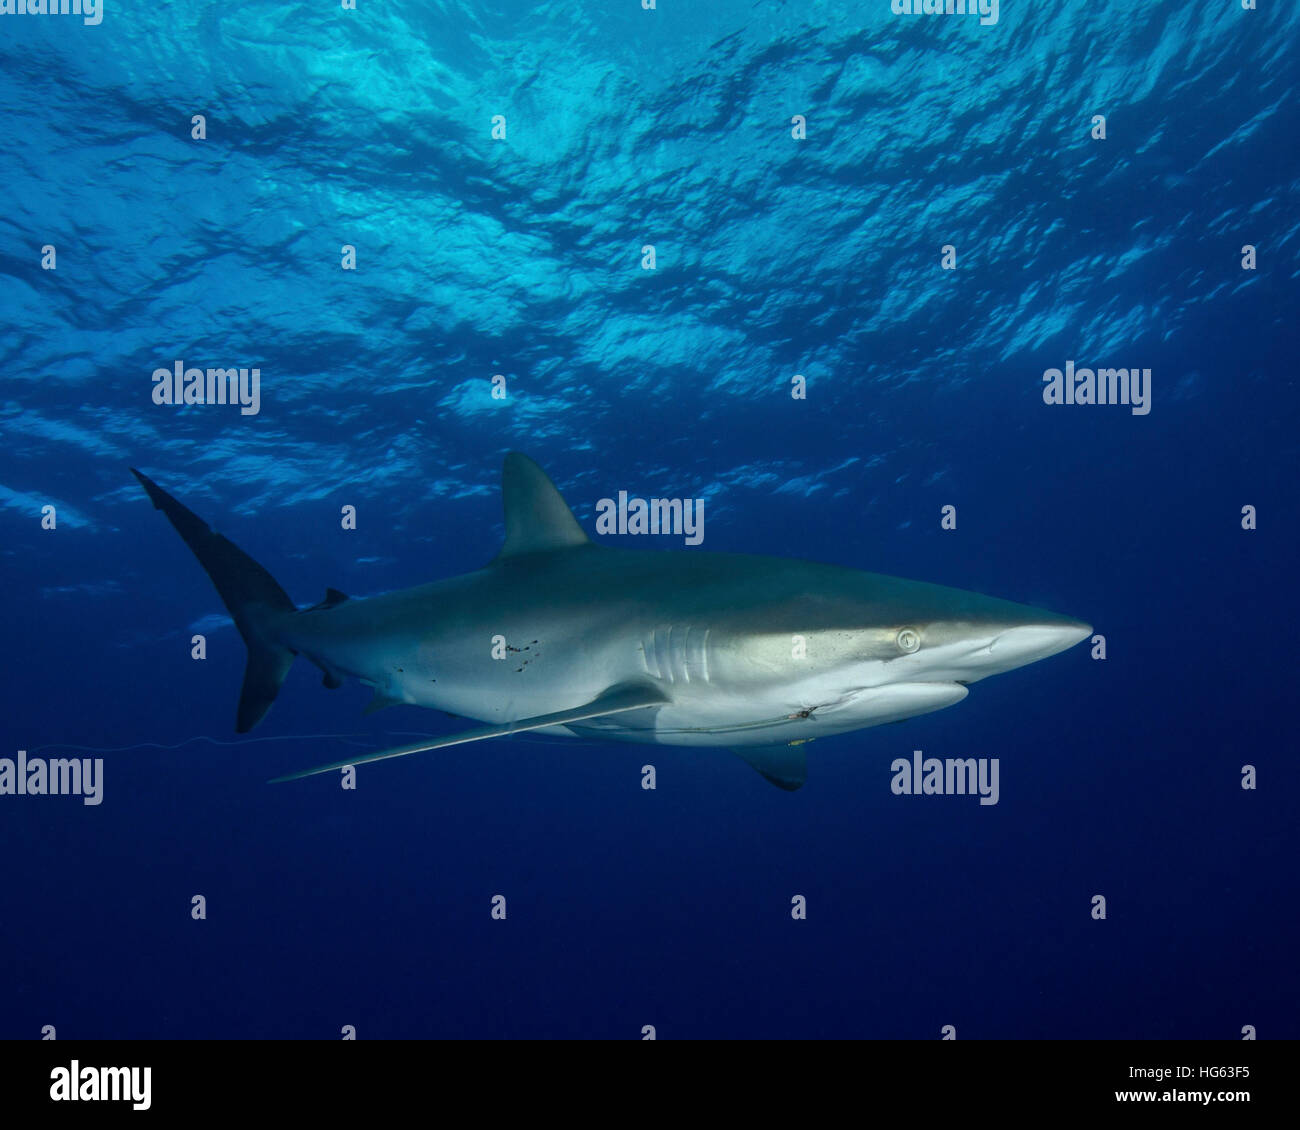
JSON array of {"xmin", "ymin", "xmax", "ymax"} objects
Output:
[
  {"xmin": 732, "ymin": 743, "xmax": 807, "ymax": 791},
  {"xmin": 270, "ymin": 683, "xmax": 670, "ymax": 783}
]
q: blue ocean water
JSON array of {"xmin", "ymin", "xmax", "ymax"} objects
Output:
[{"xmin": 1, "ymin": 0, "xmax": 1297, "ymax": 1040}]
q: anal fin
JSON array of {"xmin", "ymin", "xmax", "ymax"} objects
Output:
[
  {"xmin": 732, "ymin": 743, "xmax": 807, "ymax": 791},
  {"xmin": 363, "ymin": 691, "xmax": 406, "ymax": 715}
]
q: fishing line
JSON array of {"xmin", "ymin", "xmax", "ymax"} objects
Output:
[
  {"xmin": 24, "ymin": 728, "xmax": 585, "ymax": 757},
  {"xmin": 24, "ymin": 733, "xmax": 380, "ymax": 756}
]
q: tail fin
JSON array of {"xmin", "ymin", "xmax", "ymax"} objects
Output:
[{"xmin": 131, "ymin": 469, "xmax": 297, "ymax": 732}]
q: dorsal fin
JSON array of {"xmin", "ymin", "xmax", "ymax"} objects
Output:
[{"xmin": 495, "ymin": 452, "xmax": 589, "ymax": 559}]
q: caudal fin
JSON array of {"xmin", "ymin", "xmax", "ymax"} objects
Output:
[{"xmin": 131, "ymin": 469, "xmax": 297, "ymax": 732}]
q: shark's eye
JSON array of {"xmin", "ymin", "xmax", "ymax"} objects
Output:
[{"xmin": 896, "ymin": 628, "xmax": 921, "ymax": 654}]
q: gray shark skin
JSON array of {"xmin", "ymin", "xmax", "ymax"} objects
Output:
[{"xmin": 132, "ymin": 454, "xmax": 1090, "ymax": 790}]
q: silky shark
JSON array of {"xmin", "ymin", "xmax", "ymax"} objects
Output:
[{"xmin": 131, "ymin": 455, "xmax": 1090, "ymax": 790}]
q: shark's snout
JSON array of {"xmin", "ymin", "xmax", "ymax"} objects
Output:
[{"xmin": 989, "ymin": 621, "xmax": 1092, "ymax": 666}]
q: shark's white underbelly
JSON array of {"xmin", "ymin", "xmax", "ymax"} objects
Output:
[{"xmin": 562, "ymin": 679, "xmax": 969, "ymax": 748}]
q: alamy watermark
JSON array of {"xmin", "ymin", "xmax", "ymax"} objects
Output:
[
  {"xmin": 1042, "ymin": 361, "xmax": 1151, "ymax": 415},
  {"xmin": 595, "ymin": 491, "xmax": 704, "ymax": 545},
  {"xmin": 152, "ymin": 360, "xmax": 261, "ymax": 416},
  {"xmin": 891, "ymin": 749, "xmax": 999, "ymax": 805},
  {"xmin": 0, "ymin": 0, "xmax": 101, "ymax": 25},
  {"xmin": 50, "ymin": 1061, "xmax": 150, "ymax": 1110},
  {"xmin": 890, "ymin": 0, "xmax": 999, "ymax": 27},
  {"xmin": 1, "ymin": 751, "xmax": 103, "ymax": 805}
]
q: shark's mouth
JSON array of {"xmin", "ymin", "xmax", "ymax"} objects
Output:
[{"xmin": 812, "ymin": 682, "xmax": 969, "ymax": 723}]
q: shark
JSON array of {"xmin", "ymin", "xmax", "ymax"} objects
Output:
[{"xmin": 131, "ymin": 454, "xmax": 1090, "ymax": 790}]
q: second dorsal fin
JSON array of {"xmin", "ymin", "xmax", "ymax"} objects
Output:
[
  {"xmin": 304, "ymin": 587, "xmax": 349, "ymax": 613},
  {"xmin": 495, "ymin": 452, "xmax": 589, "ymax": 559}
]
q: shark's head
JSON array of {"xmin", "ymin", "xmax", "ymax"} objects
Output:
[
  {"xmin": 696, "ymin": 564, "xmax": 1092, "ymax": 738},
  {"xmin": 792, "ymin": 572, "xmax": 1092, "ymax": 692},
  {"xmin": 714, "ymin": 573, "xmax": 1094, "ymax": 736},
  {"xmin": 874, "ymin": 607, "xmax": 1093, "ymax": 686},
  {"xmin": 709, "ymin": 569, "xmax": 1091, "ymax": 733}
]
